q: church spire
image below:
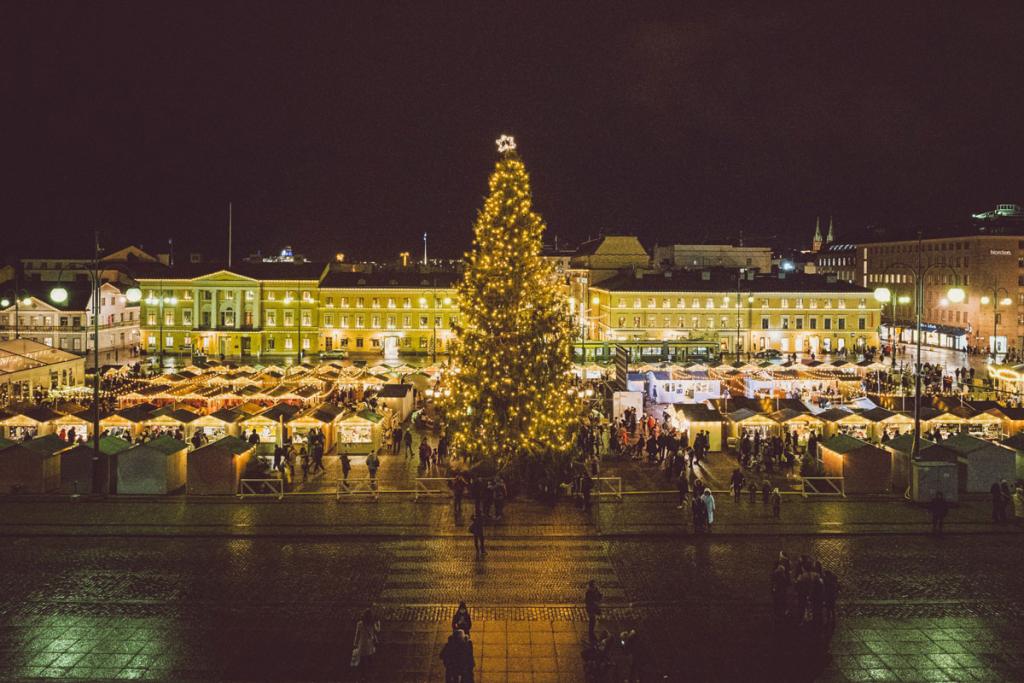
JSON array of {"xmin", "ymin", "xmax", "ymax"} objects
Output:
[
  {"xmin": 826, "ymin": 215, "xmax": 835, "ymax": 244},
  {"xmin": 812, "ymin": 216, "xmax": 823, "ymax": 252}
]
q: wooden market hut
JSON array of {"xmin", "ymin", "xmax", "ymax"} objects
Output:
[
  {"xmin": 187, "ymin": 436, "xmax": 255, "ymax": 495},
  {"xmin": 672, "ymin": 404, "xmax": 723, "ymax": 451},
  {"xmin": 818, "ymin": 434, "xmax": 892, "ymax": 494},
  {"xmin": 50, "ymin": 410, "xmax": 95, "ymax": 443},
  {"xmin": 926, "ymin": 406, "xmax": 974, "ymax": 440},
  {"xmin": 963, "ymin": 410, "xmax": 1006, "ymax": 441},
  {"xmin": 100, "ymin": 403, "xmax": 158, "ymax": 441},
  {"xmin": 909, "ymin": 444, "xmax": 960, "ymax": 503},
  {"xmin": 336, "ymin": 409, "xmax": 384, "ymax": 455},
  {"xmin": 996, "ymin": 432, "xmax": 1024, "ymax": 480},
  {"xmin": 239, "ymin": 403, "xmax": 299, "ymax": 446},
  {"xmin": 769, "ymin": 408, "xmax": 824, "ymax": 439},
  {"xmin": 2, "ymin": 405, "xmax": 62, "ymax": 441},
  {"xmin": 378, "ymin": 383, "xmax": 415, "ymax": 421},
  {"xmin": 117, "ymin": 436, "xmax": 188, "ymax": 494},
  {"xmin": 978, "ymin": 404, "xmax": 1024, "ymax": 437},
  {"xmin": 829, "ymin": 410, "xmax": 875, "ymax": 441},
  {"xmin": 141, "ymin": 406, "xmax": 201, "ymax": 441},
  {"xmin": 0, "ymin": 442, "xmax": 60, "ymax": 493},
  {"xmin": 723, "ymin": 408, "xmax": 780, "ymax": 445},
  {"xmin": 289, "ymin": 403, "xmax": 344, "ymax": 451},
  {"xmin": 191, "ymin": 408, "xmax": 245, "ymax": 441},
  {"xmin": 864, "ymin": 408, "xmax": 915, "ymax": 443},
  {"xmin": 23, "ymin": 433, "xmax": 76, "ymax": 460},
  {"xmin": 883, "ymin": 434, "xmax": 936, "ymax": 492},
  {"xmin": 59, "ymin": 435, "xmax": 133, "ymax": 494},
  {"xmin": 941, "ymin": 433, "xmax": 1016, "ymax": 494}
]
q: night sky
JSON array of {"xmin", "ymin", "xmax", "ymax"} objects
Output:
[{"xmin": 4, "ymin": 2, "xmax": 1024, "ymax": 262}]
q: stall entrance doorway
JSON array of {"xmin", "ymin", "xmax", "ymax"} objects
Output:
[{"xmin": 383, "ymin": 336, "xmax": 399, "ymax": 360}]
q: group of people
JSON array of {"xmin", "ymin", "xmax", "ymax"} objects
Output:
[
  {"xmin": 738, "ymin": 428, "xmax": 800, "ymax": 474},
  {"xmin": 991, "ymin": 479, "xmax": 1024, "ymax": 525},
  {"xmin": 770, "ymin": 551, "xmax": 840, "ymax": 630}
]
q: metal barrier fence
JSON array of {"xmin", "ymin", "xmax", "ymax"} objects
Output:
[
  {"xmin": 238, "ymin": 478, "xmax": 284, "ymax": 500},
  {"xmin": 414, "ymin": 477, "xmax": 453, "ymax": 501},
  {"xmin": 592, "ymin": 476, "xmax": 623, "ymax": 501},
  {"xmin": 336, "ymin": 477, "xmax": 379, "ymax": 500},
  {"xmin": 801, "ymin": 476, "xmax": 846, "ymax": 498}
]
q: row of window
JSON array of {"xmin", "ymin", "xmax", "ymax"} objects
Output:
[
  {"xmin": 146, "ymin": 333, "xmax": 443, "ymax": 352},
  {"xmin": 143, "ymin": 290, "xmax": 452, "ymax": 308},
  {"xmin": 614, "ymin": 315, "xmax": 869, "ymax": 330},
  {"xmin": 1, "ymin": 312, "xmax": 136, "ymax": 328},
  {"xmin": 145, "ymin": 310, "xmax": 455, "ymax": 330},
  {"xmin": 611, "ymin": 297, "xmax": 865, "ymax": 310}
]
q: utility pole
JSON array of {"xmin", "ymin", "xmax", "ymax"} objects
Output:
[
  {"xmin": 227, "ymin": 202, "xmax": 233, "ymax": 268},
  {"xmin": 423, "ymin": 232, "xmax": 428, "ymax": 266}
]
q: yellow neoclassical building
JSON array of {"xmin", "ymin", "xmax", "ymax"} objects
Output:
[
  {"xmin": 137, "ymin": 264, "xmax": 458, "ymax": 360},
  {"xmin": 588, "ymin": 270, "xmax": 882, "ymax": 358}
]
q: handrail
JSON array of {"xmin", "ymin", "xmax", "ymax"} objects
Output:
[
  {"xmin": 800, "ymin": 476, "xmax": 845, "ymax": 498},
  {"xmin": 414, "ymin": 477, "xmax": 453, "ymax": 501},
  {"xmin": 592, "ymin": 476, "xmax": 623, "ymax": 501},
  {"xmin": 238, "ymin": 477, "xmax": 284, "ymax": 500},
  {"xmin": 336, "ymin": 477, "xmax": 379, "ymax": 500}
]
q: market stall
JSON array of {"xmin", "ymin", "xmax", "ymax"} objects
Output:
[
  {"xmin": 724, "ymin": 408, "xmax": 781, "ymax": 442},
  {"xmin": 964, "ymin": 411, "xmax": 1005, "ymax": 441},
  {"xmin": 941, "ymin": 433, "xmax": 1016, "ymax": 494},
  {"xmin": 289, "ymin": 403, "xmax": 344, "ymax": 451},
  {"xmin": 100, "ymin": 403, "xmax": 158, "ymax": 441},
  {"xmin": 0, "ymin": 442, "xmax": 60, "ymax": 493},
  {"xmin": 141, "ymin": 407, "xmax": 201, "ymax": 442},
  {"xmin": 818, "ymin": 434, "xmax": 892, "ymax": 494},
  {"xmin": 832, "ymin": 411, "xmax": 875, "ymax": 441},
  {"xmin": 769, "ymin": 409, "xmax": 824, "ymax": 451},
  {"xmin": 982, "ymin": 405, "xmax": 1024, "ymax": 437},
  {"xmin": 997, "ymin": 433, "xmax": 1024, "ymax": 480},
  {"xmin": 910, "ymin": 446, "xmax": 959, "ymax": 503},
  {"xmin": 865, "ymin": 408, "xmax": 915, "ymax": 442},
  {"xmin": 187, "ymin": 435, "xmax": 255, "ymax": 495},
  {"xmin": 116, "ymin": 435, "xmax": 188, "ymax": 494},
  {"xmin": 336, "ymin": 409, "xmax": 383, "ymax": 455},
  {"xmin": 378, "ymin": 383, "xmax": 415, "ymax": 421},
  {"xmin": 239, "ymin": 404, "xmax": 299, "ymax": 445},
  {"xmin": 50, "ymin": 410, "xmax": 94, "ymax": 444},
  {"xmin": 671, "ymin": 404, "xmax": 723, "ymax": 451},
  {"xmin": 927, "ymin": 410, "xmax": 971, "ymax": 440},
  {"xmin": 191, "ymin": 408, "xmax": 245, "ymax": 441},
  {"xmin": 59, "ymin": 435, "xmax": 133, "ymax": 494},
  {"xmin": 2, "ymin": 406, "xmax": 61, "ymax": 441}
]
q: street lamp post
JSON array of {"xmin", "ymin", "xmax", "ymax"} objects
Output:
[
  {"xmin": 873, "ymin": 231, "xmax": 965, "ymax": 460},
  {"xmin": 1, "ymin": 286, "xmax": 32, "ymax": 340},
  {"xmin": 49, "ymin": 233, "xmax": 140, "ymax": 465},
  {"xmin": 735, "ymin": 271, "xmax": 742, "ymax": 362},
  {"xmin": 979, "ymin": 287, "xmax": 1012, "ymax": 361}
]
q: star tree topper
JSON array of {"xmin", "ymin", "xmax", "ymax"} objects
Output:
[{"xmin": 496, "ymin": 134, "xmax": 516, "ymax": 154}]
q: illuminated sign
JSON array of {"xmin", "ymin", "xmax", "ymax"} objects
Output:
[{"xmin": 990, "ymin": 249, "xmax": 1012, "ymax": 255}]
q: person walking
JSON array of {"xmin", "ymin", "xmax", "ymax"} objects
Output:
[
  {"xmin": 822, "ymin": 568, "xmax": 840, "ymax": 625},
  {"xmin": 403, "ymin": 429, "xmax": 413, "ymax": 458},
  {"xmin": 451, "ymin": 474, "xmax": 467, "ymax": 519},
  {"xmin": 929, "ymin": 491, "xmax": 948, "ymax": 534},
  {"xmin": 341, "ymin": 453, "xmax": 351, "ymax": 483},
  {"xmin": 770, "ymin": 559, "xmax": 790, "ymax": 623},
  {"xmin": 469, "ymin": 514, "xmax": 486, "ymax": 559},
  {"xmin": 701, "ymin": 488, "xmax": 716, "ymax": 532},
  {"xmin": 581, "ymin": 470, "xmax": 594, "ymax": 512},
  {"xmin": 990, "ymin": 481, "xmax": 1005, "ymax": 523},
  {"xmin": 730, "ymin": 469, "xmax": 744, "ymax": 502},
  {"xmin": 366, "ymin": 451, "xmax": 380, "ymax": 500},
  {"xmin": 770, "ymin": 487, "xmax": 781, "ymax": 518},
  {"xmin": 452, "ymin": 601, "xmax": 472, "ymax": 636},
  {"xmin": 584, "ymin": 580, "xmax": 603, "ymax": 643},
  {"xmin": 440, "ymin": 628, "xmax": 465, "ymax": 683},
  {"xmin": 675, "ymin": 468, "xmax": 688, "ymax": 509},
  {"xmin": 492, "ymin": 476, "xmax": 507, "ymax": 520},
  {"xmin": 351, "ymin": 608, "xmax": 380, "ymax": 680}
]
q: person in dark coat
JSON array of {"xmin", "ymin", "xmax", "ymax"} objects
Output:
[
  {"xmin": 929, "ymin": 491, "xmax": 948, "ymax": 534},
  {"xmin": 991, "ymin": 482, "xmax": 1006, "ymax": 523},
  {"xmin": 469, "ymin": 514, "xmax": 486, "ymax": 559},
  {"xmin": 452, "ymin": 601, "xmax": 472, "ymax": 635},
  {"xmin": 581, "ymin": 471, "xmax": 594, "ymax": 512},
  {"xmin": 584, "ymin": 580, "xmax": 603, "ymax": 643},
  {"xmin": 440, "ymin": 628, "xmax": 469, "ymax": 683}
]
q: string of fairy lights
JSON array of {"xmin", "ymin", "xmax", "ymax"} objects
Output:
[{"xmin": 439, "ymin": 136, "xmax": 579, "ymax": 463}]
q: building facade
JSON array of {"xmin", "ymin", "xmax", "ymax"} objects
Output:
[
  {"xmin": 652, "ymin": 244, "xmax": 772, "ymax": 273},
  {"xmin": 589, "ymin": 270, "xmax": 881, "ymax": 358},
  {"xmin": 861, "ymin": 234, "xmax": 1024, "ymax": 354},
  {"xmin": 137, "ymin": 264, "xmax": 459, "ymax": 360},
  {"xmin": 0, "ymin": 282, "xmax": 139, "ymax": 360},
  {"xmin": 0, "ymin": 338, "xmax": 84, "ymax": 404}
]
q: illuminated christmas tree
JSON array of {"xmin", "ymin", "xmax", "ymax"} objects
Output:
[{"xmin": 442, "ymin": 135, "xmax": 577, "ymax": 467}]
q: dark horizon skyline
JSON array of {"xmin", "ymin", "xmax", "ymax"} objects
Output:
[{"xmin": 4, "ymin": 2, "xmax": 1024, "ymax": 262}]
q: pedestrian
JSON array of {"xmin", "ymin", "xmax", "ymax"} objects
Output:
[
  {"xmin": 991, "ymin": 481, "xmax": 1005, "ymax": 523},
  {"xmin": 351, "ymin": 608, "xmax": 380, "ymax": 680},
  {"xmin": 822, "ymin": 568, "xmax": 840, "ymax": 625},
  {"xmin": 701, "ymin": 488, "xmax": 716, "ymax": 532},
  {"xmin": 770, "ymin": 559, "xmax": 790, "ymax": 623},
  {"xmin": 675, "ymin": 468, "xmax": 688, "ymax": 509},
  {"xmin": 929, "ymin": 491, "xmax": 948, "ymax": 534},
  {"xmin": 492, "ymin": 476, "xmax": 507, "ymax": 520},
  {"xmin": 730, "ymin": 469, "xmax": 744, "ymax": 502},
  {"xmin": 692, "ymin": 494, "xmax": 706, "ymax": 533},
  {"xmin": 483, "ymin": 479, "xmax": 495, "ymax": 518},
  {"xmin": 584, "ymin": 579, "xmax": 603, "ymax": 643},
  {"xmin": 581, "ymin": 470, "xmax": 594, "ymax": 512},
  {"xmin": 770, "ymin": 487, "xmax": 781, "ymax": 518},
  {"xmin": 341, "ymin": 453, "xmax": 351, "ymax": 482},
  {"xmin": 452, "ymin": 601, "xmax": 472, "ymax": 635},
  {"xmin": 1013, "ymin": 484, "xmax": 1024, "ymax": 526},
  {"xmin": 451, "ymin": 474, "xmax": 467, "ymax": 519},
  {"xmin": 469, "ymin": 513, "xmax": 486, "ymax": 559},
  {"xmin": 403, "ymin": 429, "xmax": 413, "ymax": 457},
  {"xmin": 366, "ymin": 451, "xmax": 380, "ymax": 499},
  {"xmin": 440, "ymin": 628, "xmax": 466, "ymax": 683}
]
